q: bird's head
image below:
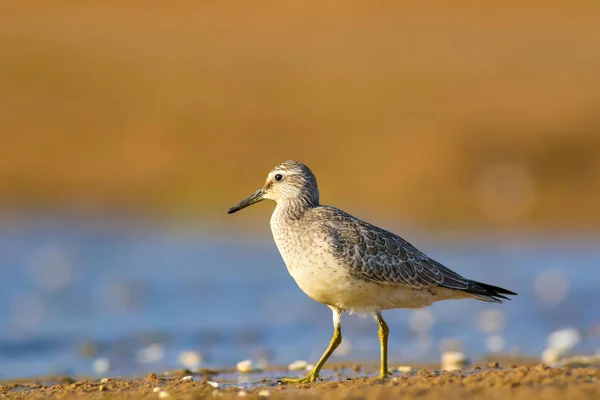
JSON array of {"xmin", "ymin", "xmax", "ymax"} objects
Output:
[{"xmin": 228, "ymin": 160, "xmax": 319, "ymax": 214}]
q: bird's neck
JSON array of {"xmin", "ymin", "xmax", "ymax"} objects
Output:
[{"xmin": 273, "ymin": 198, "xmax": 318, "ymax": 221}]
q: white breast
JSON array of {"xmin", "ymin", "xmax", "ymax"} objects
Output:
[{"xmin": 270, "ymin": 205, "xmax": 345, "ymax": 305}]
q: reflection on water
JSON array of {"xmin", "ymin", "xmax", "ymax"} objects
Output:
[{"xmin": 0, "ymin": 214, "xmax": 599, "ymax": 379}]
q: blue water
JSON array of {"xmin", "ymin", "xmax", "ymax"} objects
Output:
[{"xmin": 0, "ymin": 213, "xmax": 599, "ymax": 379}]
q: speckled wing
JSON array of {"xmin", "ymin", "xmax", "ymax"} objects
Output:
[{"xmin": 320, "ymin": 207, "xmax": 471, "ymax": 290}]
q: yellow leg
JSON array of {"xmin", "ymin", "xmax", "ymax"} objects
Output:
[
  {"xmin": 281, "ymin": 308, "xmax": 342, "ymax": 384},
  {"xmin": 376, "ymin": 312, "xmax": 391, "ymax": 379}
]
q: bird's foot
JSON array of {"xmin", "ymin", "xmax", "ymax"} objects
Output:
[
  {"xmin": 280, "ymin": 371, "xmax": 323, "ymax": 384},
  {"xmin": 377, "ymin": 370, "xmax": 393, "ymax": 379}
]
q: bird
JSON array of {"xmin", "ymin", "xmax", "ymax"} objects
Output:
[{"xmin": 227, "ymin": 160, "xmax": 516, "ymax": 383}]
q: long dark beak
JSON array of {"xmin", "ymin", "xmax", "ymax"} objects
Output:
[{"xmin": 227, "ymin": 188, "xmax": 265, "ymax": 214}]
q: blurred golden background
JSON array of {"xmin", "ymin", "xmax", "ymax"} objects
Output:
[
  {"xmin": 2, "ymin": 2, "xmax": 600, "ymax": 381},
  {"xmin": 1, "ymin": 1, "xmax": 599, "ymax": 230}
]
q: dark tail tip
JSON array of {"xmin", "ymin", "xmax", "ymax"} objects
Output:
[{"xmin": 464, "ymin": 280, "xmax": 517, "ymax": 303}]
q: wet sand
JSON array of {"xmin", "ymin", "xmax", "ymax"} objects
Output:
[{"xmin": 2, "ymin": 362, "xmax": 599, "ymax": 399}]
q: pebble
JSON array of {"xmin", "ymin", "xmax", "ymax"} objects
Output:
[
  {"xmin": 541, "ymin": 348, "xmax": 562, "ymax": 365},
  {"xmin": 181, "ymin": 376, "xmax": 194, "ymax": 382},
  {"xmin": 396, "ymin": 365, "xmax": 413, "ymax": 373},
  {"xmin": 100, "ymin": 378, "xmax": 110, "ymax": 383},
  {"xmin": 238, "ymin": 391, "xmax": 248, "ymax": 397},
  {"xmin": 179, "ymin": 351, "xmax": 203, "ymax": 370},
  {"xmin": 158, "ymin": 391, "xmax": 170, "ymax": 399},
  {"xmin": 547, "ymin": 328, "xmax": 581, "ymax": 353},
  {"xmin": 258, "ymin": 389, "xmax": 271, "ymax": 397},
  {"xmin": 288, "ymin": 360, "xmax": 308, "ymax": 370},
  {"xmin": 441, "ymin": 351, "xmax": 469, "ymax": 371},
  {"xmin": 236, "ymin": 359, "xmax": 262, "ymax": 373},
  {"xmin": 207, "ymin": 381, "xmax": 220, "ymax": 388},
  {"xmin": 153, "ymin": 387, "xmax": 162, "ymax": 393},
  {"xmin": 92, "ymin": 358, "xmax": 111, "ymax": 374}
]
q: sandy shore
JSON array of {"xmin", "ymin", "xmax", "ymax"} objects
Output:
[{"xmin": 2, "ymin": 361, "xmax": 599, "ymax": 399}]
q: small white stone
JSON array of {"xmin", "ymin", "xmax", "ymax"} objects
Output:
[
  {"xmin": 207, "ymin": 381, "xmax": 220, "ymax": 388},
  {"xmin": 236, "ymin": 359, "xmax": 262, "ymax": 373},
  {"xmin": 100, "ymin": 378, "xmax": 110, "ymax": 383},
  {"xmin": 396, "ymin": 365, "xmax": 412, "ymax": 373},
  {"xmin": 179, "ymin": 351, "xmax": 203, "ymax": 370},
  {"xmin": 153, "ymin": 387, "xmax": 162, "ymax": 393},
  {"xmin": 541, "ymin": 347, "xmax": 562, "ymax": 365},
  {"xmin": 441, "ymin": 351, "xmax": 469, "ymax": 371},
  {"xmin": 288, "ymin": 360, "xmax": 308, "ymax": 371},
  {"xmin": 181, "ymin": 375, "xmax": 194, "ymax": 382},
  {"xmin": 92, "ymin": 358, "xmax": 111, "ymax": 374},
  {"xmin": 238, "ymin": 391, "xmax": 248, "ymax": 397},
  {"xmin": 547, "ymin": 328, "xmax": 580, "ymax": 353},
  {"xmin": 258, "ymin": 389, "xmax": 271, "ymax": 397},
  {"xmin": 158, "ymin": 391, "xmax": 170, "ymax": 399}
]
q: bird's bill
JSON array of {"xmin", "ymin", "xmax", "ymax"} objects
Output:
[{"xmin": 227, "ymin": 188, "xmax": 265, "ymax": 214}]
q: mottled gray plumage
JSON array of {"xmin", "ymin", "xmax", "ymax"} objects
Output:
[
  {"xmin": 314, "ymin": 205, "xmax": 512, "ymax": 303},
  {"xmin": 228, "ymin": 160, "xmax": 516, "ymax": 381}
]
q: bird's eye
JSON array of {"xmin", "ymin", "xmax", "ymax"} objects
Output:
[{"xmin": 274, "ymin": 174, "xmax": 283, "ymax": 182}]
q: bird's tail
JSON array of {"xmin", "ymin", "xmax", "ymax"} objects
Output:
[{"xmin": 462, "ymin": 280, "xmax": 517, "ymax": 304}]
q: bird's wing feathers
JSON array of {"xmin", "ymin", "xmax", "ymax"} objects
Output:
[{"xmin": 320, "ymin": 207, "xmax": 470, "ymax": 290}]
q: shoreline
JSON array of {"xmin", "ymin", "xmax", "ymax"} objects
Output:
[{"xmin": 2, "ymin": 359, "xmax": 599, "ymax": 399}]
